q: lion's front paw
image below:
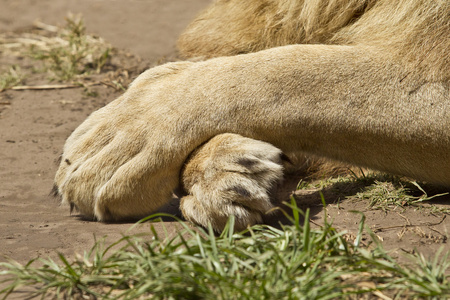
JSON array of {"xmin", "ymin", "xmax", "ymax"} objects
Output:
[
  {"xmin": 53, "ymin": 102, "xmax": 175, "ymax": 222},
  {"xmin": 53, "ymin": 106, "xmax": 177, "ymax": 221},
  {"xmin": 180, "ymin": 133, "xmax": 285, "ymax": 232},
  {"xmin": 54, "ymin": 62, "xmax": 199, "ymax": 221}
]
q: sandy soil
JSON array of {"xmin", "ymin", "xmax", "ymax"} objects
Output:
[{"xmin": 0, "ymin": 0, "xmax": 448, "ymax": 278}]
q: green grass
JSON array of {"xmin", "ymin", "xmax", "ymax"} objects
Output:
[
  {"xmin": 28, "ymin": 14, "xmax": 111, "ymax": 81},
  {"xmin": 0, "ymin": 13, "xmax": 111, "ymax": 84},
  {"xmin": 0, "ymin": 66, "xmax": 24, "ymax": 91},
  {"xmin": 0, "ymin": 15, "xmax": 112, "ymax": 93},
  {"xmin": 1, "ymin": 201, "xmax": 449, "ymax": 300}
]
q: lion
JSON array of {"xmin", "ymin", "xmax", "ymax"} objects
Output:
[{"xmin": 53, "ymin": 0, "xmax": 449, "ymax": 231}]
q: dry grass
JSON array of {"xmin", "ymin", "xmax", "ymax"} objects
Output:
[
  {"xmin": 0, "ymin": 14, "xmax": 144, "ymax": 95},
  {"xmin": 0, "ymin": 66, "xmax": 24, "ymax": 92}
]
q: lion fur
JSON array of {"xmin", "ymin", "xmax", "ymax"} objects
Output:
[{"xmin": 179, "ymin": 0, "xmax": 449, "ymax": 81}]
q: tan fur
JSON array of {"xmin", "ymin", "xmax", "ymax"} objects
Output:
[
  {"xmin": 54, "ymin": 0, "xmax": 449, "ymax": 231},
  {"xmin": 180, "ymin": 134, "xmax": 284, "ymax": 231},
  {"xmin": 179, "ymin": 0, "xmax": 448, "ymax": 81},
  {"xmin": 178, "ymin": 0, "xmax": 375, "ymax": 58}
]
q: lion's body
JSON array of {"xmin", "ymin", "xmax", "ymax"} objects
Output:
[
  {"xmin": 54, "ymin": 0, "xmax": 449, "ymax": 231},
  {"xmin": 179, "ymin": 0, "xmax": 448, "ymax": 81}
]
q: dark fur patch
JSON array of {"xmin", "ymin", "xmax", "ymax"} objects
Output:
[
  {"xmin": 102, "ymin": 206, "xmax": 113, "ymax": 221},
  {"xmin": 236, "ymin": 157, "xmax": 258, "ymax": 169},
  {"xmin": 69, "ymin": 202, "xmax": 77, "ymax": 214},
  {"xmin": 49, "ymin": 184, "xmax": 60, "ymax": 198},
  {"xmin": 280, "ymin": 153, "xmax": 293, "ymax": 165},
  {"xmin": 173, "ymin": 186, "xmax": 188, "ymax": 198},
  {"xmin": 231, "ymin": 186, "xmax": 251, "ymax": 198},
  {"xmin": 56, "ymin": 154, "xmax": 62, "ymax": 165}
]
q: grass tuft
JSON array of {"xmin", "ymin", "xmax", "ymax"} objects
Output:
[
  {"xmin": 354, "ymin": 178, "xmax": 449, "ymax": 212},
  {"xmin": 0, "ymin": 15, "xmax": 142, "ymax": 94},
  {"xmin": 1, "ymin": 205, "xmax": 449, "ymax": 299},
  {"xmin": 297, "ymin": 172, "xmax": 449, "ymax": 213},
  {"xmin": 0, "ymin": 66, "xmax": 24, "ymax": 91},
  {"xmin": 27, "ymin": 13, "xmax": 112, "ymax": 81}
]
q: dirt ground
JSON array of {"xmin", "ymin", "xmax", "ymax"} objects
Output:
[{"xmin": 0, "ymin": 0, "xmax": 448, "ymax": 274}]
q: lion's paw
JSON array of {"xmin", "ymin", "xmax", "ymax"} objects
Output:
[
  {"xmin": 180, "ymin": 133, "xmax": 285, "ymax": 232},
  {"xmin": 54, "ymin": 105, "xmax": 175, "ymax": 221},
  {"xmin": 54, "ymin": 62, "xmax": 196, "ymax": 221}
]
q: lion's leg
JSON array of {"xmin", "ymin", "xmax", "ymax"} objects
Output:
[
  {"xmin": 54, "ymin": 44, "xmax": 450, "ymax": 224},
  {"xmin": 179, "ymin": 133, "xmax": 285, "ymax": 232}
]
